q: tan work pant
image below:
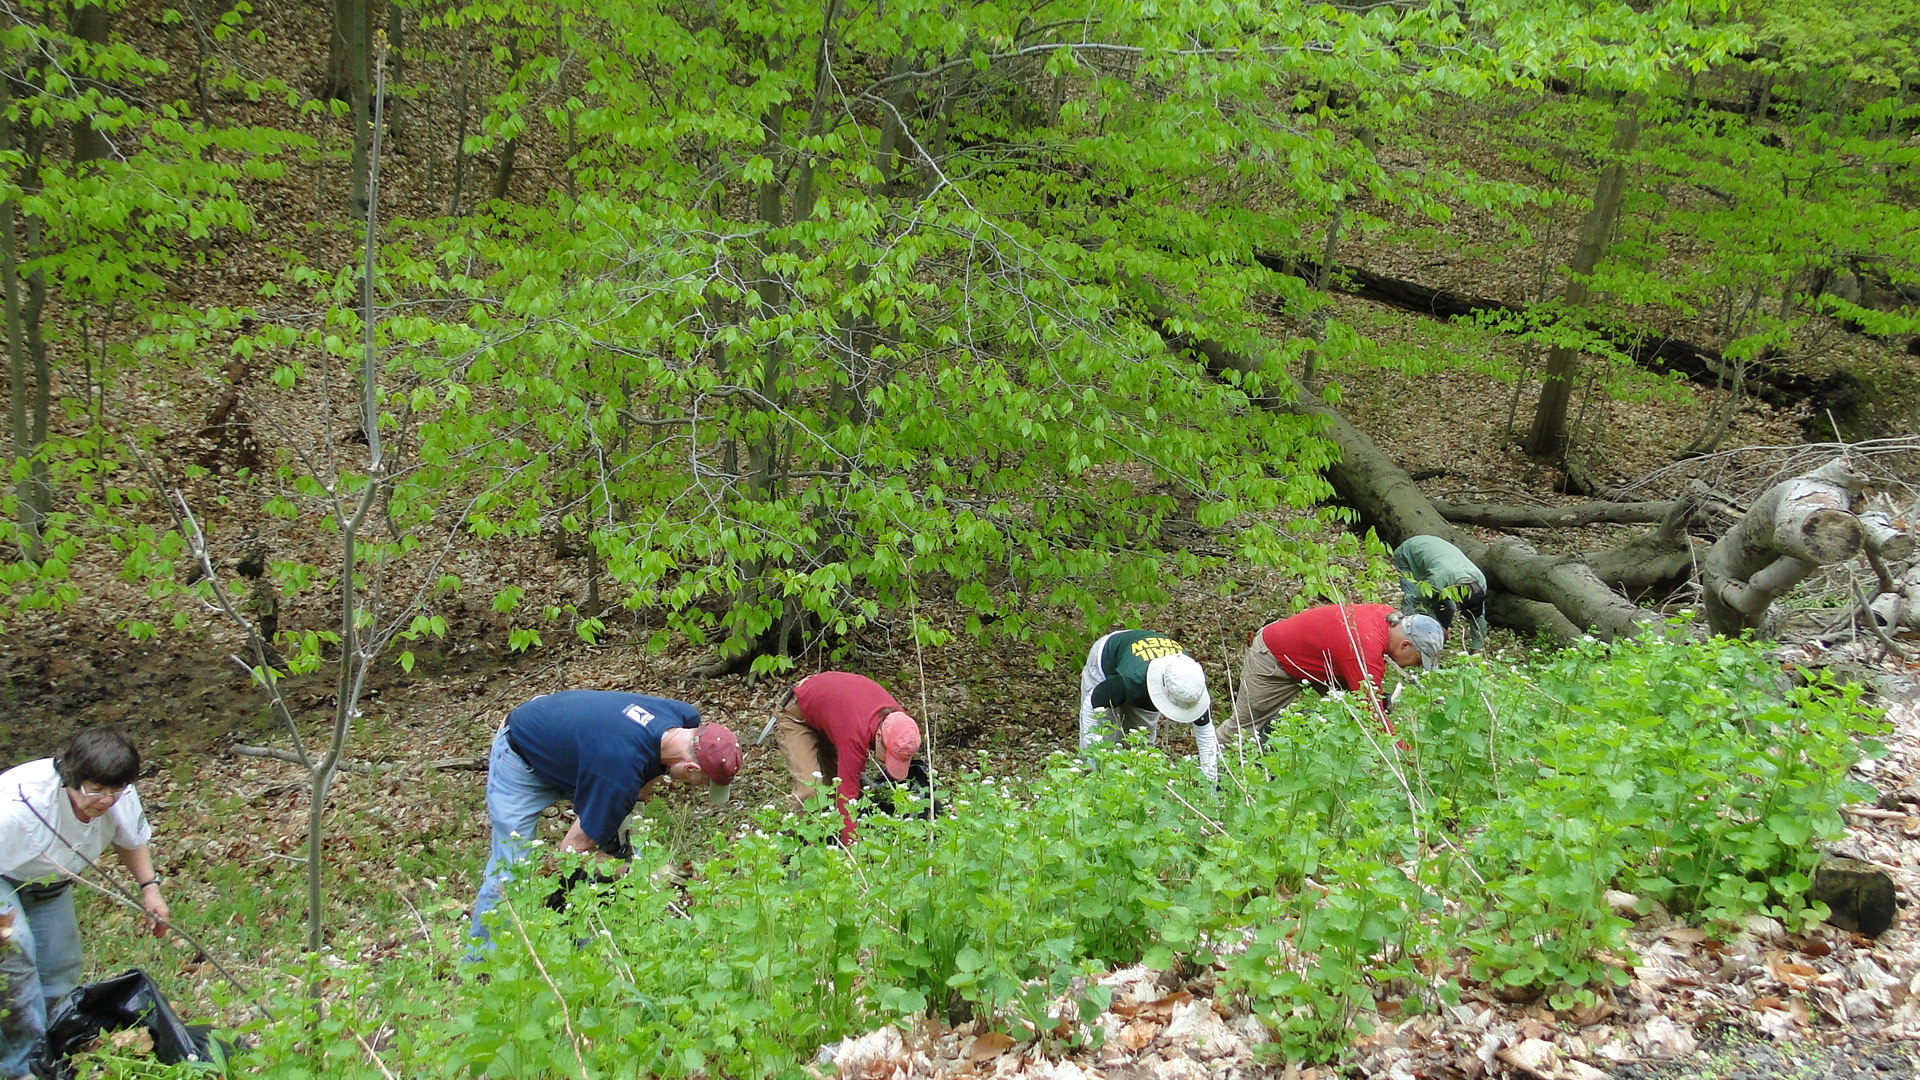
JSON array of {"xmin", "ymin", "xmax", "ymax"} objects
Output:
[
  {"xmin": 1218, "ymin": 635, "xmax": 1304, "ymax": 744},
  {"xmin": 774, "ymin": 705, "xmax": 847, "ymax": 812}
]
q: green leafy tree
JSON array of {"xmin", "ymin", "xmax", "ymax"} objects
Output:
[
  {"xmin": 0, "ymin": 0, "xmax": 296, "ymax": 578},
  {"xmin": 279, "ymin": 0, "xmax": 1741, "ymax": 673}
]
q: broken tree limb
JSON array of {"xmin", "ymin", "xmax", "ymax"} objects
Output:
[
  {"xmin": 1701, "ymin": 457, "xmax": 1868, "ymax": 636},
  {"xmin": 1279, "ymin": 382, "xmax": 1659, "ymax": 640},
  {"xmin": 1254, "ymin": 252, "xmax": 1871, "ymax": 435},
  {"xmin": 232, "ymin": 744, "xmax": 481, "ymax": 779},
  {"xmin": 1868, "ymin": 573, "xmax": 1919, "ymax": 635},
  {"xmin": 1139, "ymin": 285, "xmax": 1666, "ymax": 642},
  {"xmin": 1685, "ymin": 478, "xmax": 1746, "ymax": 531},
  {"xmin": 1430, "ymin": 499, "xmax": 1676, "ymax": 529},
  {"xmin": 1861, "ymin": 506, "xmax": 1917, "ymax": 563},
  {"xmin": 1854, "ymin": 583, "xmax": 1911, "ymax": 661},
  {"xmin": 232, "ymin": 744, "xmax": 393, "ymax": 775}
]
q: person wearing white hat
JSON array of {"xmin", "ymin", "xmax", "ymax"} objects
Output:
[{"xmin": 1077, "ymin": 630, "xmax": 1218, "ymax": 782}]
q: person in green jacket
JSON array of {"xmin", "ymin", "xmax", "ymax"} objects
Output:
[
  {"xmin": 1077, "ymin": 630, "xmax": 1217, "ymax": 782},
  {"xmin": 1392, "ymin": 535, "xmax": 1489, "ymax": 652}
]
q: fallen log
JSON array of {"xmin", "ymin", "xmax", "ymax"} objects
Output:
[
  {"xmin": 1296, "ymin": 383, "xmax": 1661, "ymax": 637},
  {"xmin": 1486, "ymin": 592, "xmax": 1581, "ymax": 640},
  {"xmin": 1255, "ymin": 253, "xmax": 1869, "ymax": 433},
  {"xmin": 1431, "ymin": 498, "xmax": 1675, "ymax": 529},
  {"xmin": 1581, "ymin": 495, "xmax": 1700, "ymax": 601},
  {"xmin": 1700, "ymin": 457, "xmax": 1870, "ymax": 636},
  {"xmin": 1146, "ymin": 290, "xmax": 1667, "ymax": 641}
]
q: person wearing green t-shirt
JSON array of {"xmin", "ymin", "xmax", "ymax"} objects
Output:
[
  {"xmin": 1392, "ymin": 535, "xmax": 1489, "ymax": 652},
  {"xmin": 1077, "ymin": 630, "xmax": 1218, "ymax": 781}
]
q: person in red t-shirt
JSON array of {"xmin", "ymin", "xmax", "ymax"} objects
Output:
[
  {"xmin": 1221, "ymin": 604, "xmax": 1443, "ymax": 746},
  {"xmin": 774, "ymin": 671, "xmax": 923, "ymax": 842}
]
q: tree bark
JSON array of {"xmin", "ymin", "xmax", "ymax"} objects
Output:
[
  {"xmin": 1525, "ymin": 96, "xmax": 1642, "ymax": 462},
  {"xmin": 1700, "ymin": 457, "xmax": 1869, "ymax": 635},
  {"xmin": 70, "ymin": 0, "xmax": 112, "ymax": 164},
  {"xmin": 1860, "ymin": 506, "xmax": 1918, "ymax": 564},
  {"xmin": 1431, "ymin": 498, "xmax": 1675, "ymax": 529},
  {"xmin": 323, "ymin": 0, "xmax": 371, "ymax": 103},
  {"xmin": 326, "ymin": 0, "xmax": 373, "ymax": 215},
  {"xmin": 697, "ymin": 2, "xmax": 843, "ymax": 675},
  {"xmin": 1, "ymin": 75, "xmax": 50, "ymax": 562},
  {"xmin": 1299, "ymin": 201, "xmax": 1344, "ymax": 391}
]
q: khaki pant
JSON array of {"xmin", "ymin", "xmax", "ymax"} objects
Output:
[
  {"xmin": 774, "ymin": 706, "xmax": 847, "ymax": 812},
  {"xmin": 1218, "ymin": 635, "xmax": 1303, "ymax": 744}
]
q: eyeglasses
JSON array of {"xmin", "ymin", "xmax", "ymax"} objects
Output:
[{"xmin": 75, "ymin": 784, "xmax": 128, "ymax": 801}]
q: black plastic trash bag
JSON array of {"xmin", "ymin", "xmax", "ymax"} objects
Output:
[
  {"xmin": 860, "ymin": 760, "xmax": 943, "ymax": 820},
  {"xmin": 32, "ymin": 968, "xmax": 219, "ymax": 1080},
  {"xmin": 542, "ymin": 864, "xmax": 624, "ymax": 913}
]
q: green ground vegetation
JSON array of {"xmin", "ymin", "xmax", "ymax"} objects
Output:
[{"xmin": 67, "ymin": 625, "xmax": 1882, "ymax": 1077}]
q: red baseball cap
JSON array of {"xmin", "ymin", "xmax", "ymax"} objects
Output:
[
  {"xmin": 694, "ymin": 724, "xmax": 742, "ymax": 805},
  {"xmin": 877, "ymin": 711, "xmax": 921, "ymax": 780}
]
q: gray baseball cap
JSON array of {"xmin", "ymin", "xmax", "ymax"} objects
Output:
[{"xmin": 1401, "ymin": 614, "xmax": 1445, "ymax": 671}]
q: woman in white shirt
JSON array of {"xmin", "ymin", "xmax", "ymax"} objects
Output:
[{"xmin": 0, "ymin": 730, "xmax": 168, "ymax": 1080}]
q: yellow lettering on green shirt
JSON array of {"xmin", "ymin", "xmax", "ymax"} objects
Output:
[{"xmin": 1128, "ymin": 636, "xmax": 1183, "ymax": 661}]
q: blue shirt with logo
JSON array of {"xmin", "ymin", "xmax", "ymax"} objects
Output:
[{"xmin": 506, "ymin": 690, "xmax": 700, "ymax": 853}]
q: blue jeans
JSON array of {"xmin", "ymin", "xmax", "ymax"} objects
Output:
[
  {"xmin": 1, "ymin": 878, "xmax": 84, "ymax": 1078},
  {"xmin": 468, "ymin": 727, "xmax": 571, "ymax": 945}
]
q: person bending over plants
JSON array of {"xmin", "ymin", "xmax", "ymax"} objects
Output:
[
  {"xmin": 467, "ymin": 691, "xmax": 741, "ymax": 945},
  {"xmin": 1076, "ymin": 629, "xmax": 1218, "ymax": 782},
  {"xmin": 1393, "ymin": 534, "xmax": 1490, "ymax": 652},
  {"xmin": 1219, "ymin": 604, "xmax": 1443, "ymax": 748},
  {"xmin": 1, "ymin": 729, "xmax": 170, "ymax": 1080},
  {"xmin": 773, "ymin": 672, "xmax": 923, "ymax": 843}
]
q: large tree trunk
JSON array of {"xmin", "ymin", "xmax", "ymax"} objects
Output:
[
  {"xmin": 1700, "ymin": 457, "xmax": 1871, "ymax": 635},
  {"xmin": 326, "ymin": 0, "xmax": 373, "ymax": 216},
  {"xmin": 70, "ymin": 0, "xmax": 112, "ymax": 164},
  {"xmin": 1, "ymin": 75, "xmax": 50, "ymax": 563},
  {"xmin": 1525, "ymin": 96, "xmax": 1642, "ymax": 462}
]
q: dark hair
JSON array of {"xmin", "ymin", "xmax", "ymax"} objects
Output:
[{"xmin": 54, "ymin": 729, "xmax": 141, "ymax": 789}]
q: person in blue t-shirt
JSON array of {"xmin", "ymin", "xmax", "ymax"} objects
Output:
[{"xmin": 468, "ymin": 690, "xmax": 742, "ymax": 944}]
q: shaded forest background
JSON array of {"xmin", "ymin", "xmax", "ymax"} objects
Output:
[{"xmin": 3, "ymin": 0, "xmax": 1917, "ymax": 710}]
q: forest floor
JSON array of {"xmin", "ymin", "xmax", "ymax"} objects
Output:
[
  {"xmin": 8, "ymin": 2, "xmax": 1920, "ymax": 1070},
  {"xmin": 9, "ymin": 363, "xmax": 1920, "ymax": 1079}
]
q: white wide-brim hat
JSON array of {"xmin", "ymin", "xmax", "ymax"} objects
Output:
[{"xmin": 1145, "ymin": 654, "xmax": 1211, "ymax": 724}]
